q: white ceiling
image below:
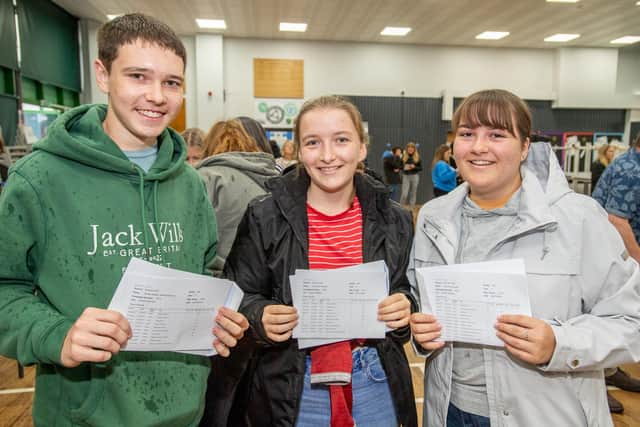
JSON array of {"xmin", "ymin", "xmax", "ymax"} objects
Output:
[{"xmin": 54, "ymin": 0, "xmax": 640, "ymax": 49}]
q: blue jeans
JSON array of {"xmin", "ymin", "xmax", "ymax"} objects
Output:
[
  {"xmin": 447, "ymin": 403, "xmax": 491, "ymax": 427},
  {"xmin": 295, "ymin": 347, "xmax": 397, "ymax": 427},
  {"xmin": 389, "ymin": 184, "xmax": 401, "ymax": 202}
]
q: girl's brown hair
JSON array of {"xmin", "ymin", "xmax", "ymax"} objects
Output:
[
  {"xmin": 294, "ymin": 95, "xmax": 369, "ymax": 151},
  {"xmin": 431, "ymin": 144, "xmax": 451, "ymax": 170},
  {"xmin": 202, "ymin": 119, "xmax": 259, "ymax": 158},
  {"xmin": 452, "ymin": 89, "xmax": 531, "ymax": 143},
  {"xmin": 293, "ymin": 95, "xmax": 368, "ymax": 172}
]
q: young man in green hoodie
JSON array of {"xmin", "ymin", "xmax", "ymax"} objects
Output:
[{"xmin": 0, "ymin": 13, "xmax": 248, "ymax": 427}]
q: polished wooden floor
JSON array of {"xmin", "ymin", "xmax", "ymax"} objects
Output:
[{"xmin": 1, "ymin": 353, "xmax": 639, "ymax": 427}]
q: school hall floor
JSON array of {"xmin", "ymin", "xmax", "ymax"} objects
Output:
[{"xmin": 1, "ymin": 351, "xmax": 639, "ymax": 427}]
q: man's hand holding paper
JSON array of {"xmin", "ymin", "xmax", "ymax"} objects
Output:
[{"xmin": 107, "ymin": 257, "xmax": 245, "ymax": 356}]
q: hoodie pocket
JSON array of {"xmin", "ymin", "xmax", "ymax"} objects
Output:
[{"xmin": 68, "ymin": 363, "xmax": 107, "ymax": 425}]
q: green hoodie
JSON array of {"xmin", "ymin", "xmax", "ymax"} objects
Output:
[{"xmin": 0, "ymin": 105, "xmax": 218, "ymax": 426}]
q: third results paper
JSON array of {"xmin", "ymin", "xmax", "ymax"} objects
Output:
[{"xmin": 416, "ymin": 263, "xmax": 531, "ymax": 346}]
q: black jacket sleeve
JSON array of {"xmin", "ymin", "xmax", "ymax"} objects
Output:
[
  {"xmin": 223, "ymin": 203, "xmax": 280, "ymax": 347},
  {"xmin": 386, "ymin": 206, "xmax": 416, "ymax": 343}
]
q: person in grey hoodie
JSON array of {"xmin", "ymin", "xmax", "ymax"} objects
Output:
[
  {"xmin": 196, "ymin": 119, "xmax": 279, "ymax": 277},
  {"xmin": 197, "ymin": 118, "xmax": 278, "ymax": 427},
  {"xmin": 409, "ymin": 90, "xmax": 640, "ymax": 427}
]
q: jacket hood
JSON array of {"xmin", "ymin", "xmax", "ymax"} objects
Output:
[
  {"xmin": 34, "ymin": 104, "xmax": 186, "ymax": 181},
  {"xmin": 198, "ymin": 151, "xmax": 278, "ymax": 187},
  {"xmin": 419, "ymin": 142, "xmax": 568, "ymax": 255},
  {"xmin": 523, "ymin": 141, "xmax": 572, "ymax": 204}
]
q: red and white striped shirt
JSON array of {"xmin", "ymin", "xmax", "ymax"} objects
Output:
[{"xmin": 307, "ymin": 196, "xmax": 363, "ymax": 269}]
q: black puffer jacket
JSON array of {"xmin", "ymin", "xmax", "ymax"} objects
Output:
[{"xmin": 224, "ymin": 169, "xmax": 418, "ymax": 427}]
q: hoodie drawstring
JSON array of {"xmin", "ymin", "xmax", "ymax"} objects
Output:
[
  {"xmin": 153, "ymin": 181, "xmax": 159, "ymax": 227},
  {"xmin": 136, "ymin": 168, "xmax": 150, "ymax": 249}
]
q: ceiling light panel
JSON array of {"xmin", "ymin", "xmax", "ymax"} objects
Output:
[
  {"xmin": 610, "ymin": 36, "xmax": 640, "ymax": 44},
  {"xmin": 196, "ymin": 19, "xmax": 227, "ymax": 29},
  {"xmin": 279, "ymin": 22, "xmax": 308, "ymax": 32},
  {"xmin": 476, "ymin": 31, "xmax": 510, "ymax": 40},
  {"xmin": 544, "ymin": 33, "xmax": 580, "ymax": 42},
  {"xmin": 380, "ymin": 27, "xmax": 412, "ymax": 36}
]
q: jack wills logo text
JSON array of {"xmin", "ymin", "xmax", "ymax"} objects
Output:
[{"xmin": 87, "ymin": 222, "xmax": 184, "ymax": 256}]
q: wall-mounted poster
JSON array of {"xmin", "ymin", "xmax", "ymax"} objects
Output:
[{"xmin": 255, "ymin": 99, "xmax": 303, "ymax": 129}]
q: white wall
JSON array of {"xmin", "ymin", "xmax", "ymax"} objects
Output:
[
  {"xmin": 80, "ymin": 26, "xmax": 640, "ymax": 131},
  {"xmin": 617, "ymin": 46, "xmax": 640, "ymax": 96},
  {"xmin": 194, "ymin": 34, "xmax": 224, "ymax": 130},
  {"xmin": 180, "ymin": 36, "xmax": 196, "ymax": 129},
  {"xmin": 81, "ymin": 19, "xmax": 107, "ymax": 105},
  {"xmin": 220, "ymin": 39, "xmax": 556, "ymax": 119},
  {"xmin": 553, "ymin": 47, "xmax": 639, "ymax": 108}
]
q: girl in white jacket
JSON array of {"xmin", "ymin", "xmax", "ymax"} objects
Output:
[{"xmin": 409, "ymin": 89, "xmax": 640, "ymax": 427}]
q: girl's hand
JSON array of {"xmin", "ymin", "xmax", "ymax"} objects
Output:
[
  {"xmin": 495, "ymin": 314, "xmax": 556, "ymax": 365},
  {"xmin": 378, "ymin": 293, "xmax": 411, "ymax": 329},
  {"xmin": 212, "ymin": 307, "xmax": 250, "ymax": 357},
  {"xmin": 261, "ymin": 305, "xmax": 298, "ymax": 342},
  {"xmin": 410, "ymin": 313, "xmax": 445, "ymax": 351}
]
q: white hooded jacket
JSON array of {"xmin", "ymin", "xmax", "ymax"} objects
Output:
[{"xmin": 409, "ymin": 142, "xmax": 640, "ymax": 427}]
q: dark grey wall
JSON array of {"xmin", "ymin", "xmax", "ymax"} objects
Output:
[
  {"xmin": 347, "ymin": 94, "xmax": 627, "ymax": 204},
  {"xmin": 453, "ymin": 98, "xmax": 627, "ymax": 133},
  {"xmin": 346, "ymin": 95, "xmax": 449, "ymax": 203}
]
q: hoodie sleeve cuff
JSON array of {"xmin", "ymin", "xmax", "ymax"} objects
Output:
[{"xmin": 38, "ymin": 318, "xmax": 74, "ymax": 365}]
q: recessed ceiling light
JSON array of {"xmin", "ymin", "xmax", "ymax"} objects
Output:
[
  {"xmin": 279, "ymin": 22, "xmax": 307, "ymax": 32},
  {"xmin": 546, "ymin": 0, "xmax": 580, "ymax": 3},
  {"xmin": 544, "ymin": 33, "xmax": 580, "ymax": 42},
  {"xmin": 475, "ymin": 31, "xmax": 510, "ymax": 40},
  {"xmin": 196, "ymin": 19, "xmax": 227, "ymax": 30},
  {"xmin": 106, "ymin": 14, "xmax": 122, "ymax": 20},
  {"xmin": 380, "ymin": 27, "xmax": 412, "ymax": 36},
  {"xmin": 610, "ymin": 36, "xmax": 640, "ymax": 44}
]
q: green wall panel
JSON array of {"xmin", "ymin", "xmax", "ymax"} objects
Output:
[
  {"xmin": 0, "ymin": 0, "xmax": 18, "ymax": 70},
  {"xmin": 18, "ymin": 0, "xmax": 80, "ymax": 91}
]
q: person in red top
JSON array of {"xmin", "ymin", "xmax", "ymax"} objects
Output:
[{"xmin": 220, "ymin": 95, "xmax": 417, "ymax": 426}]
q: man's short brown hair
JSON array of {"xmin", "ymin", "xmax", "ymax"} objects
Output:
[{"xmin": 97, "ymin": 13, "xmax": 186, "ymax": 72}]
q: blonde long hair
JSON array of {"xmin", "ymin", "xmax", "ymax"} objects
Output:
[
  {"xmin": 596, "ymin": 144, "xmax": 611, "ymax": 167},
  {"xmin": 403, "ymin": 142, "xmax": 420, "ymax": 163}
]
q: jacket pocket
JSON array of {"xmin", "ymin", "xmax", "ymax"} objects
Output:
[
  {"xmin": 567, "ymin": 372, "xmax": 603, "ymax": 425},
  {"xmin": 525, "ymin": 256, "xmax": 580, "ymax": 320}
]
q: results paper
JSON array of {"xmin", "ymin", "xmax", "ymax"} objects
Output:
[
  {"xmin": 108, "ymin": 257, "xmax": 243, "ymax": 356},
  {"xmin": 415, "ymin": 259, "xmax": 531, "ymax": 346},
  {"xmin": 290, "ymin": 262, "xmax": 388, "ymax": 347}
]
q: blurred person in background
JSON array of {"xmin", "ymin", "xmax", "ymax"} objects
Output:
[
  {"xmin": 431, "ymin": 144, "xmax": 457, "ymax": 197},
  {"xmin": 182, "ymin": 127, "xmax": 206, "ymax": 166}
]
